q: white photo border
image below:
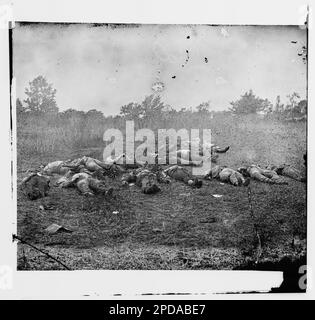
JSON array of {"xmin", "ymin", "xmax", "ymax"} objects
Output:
[{"xmin": 0, "ymin": 0, "xmax": 313, "ymax": 299}]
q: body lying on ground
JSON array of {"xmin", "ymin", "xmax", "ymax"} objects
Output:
[
  {"xmin": 266, "ymin": 164, "xmax": 306, "ymax": 183},
  {"xmin": 64, "ymin": 156, "xmax": 113, "ymax": 172},
  {"xmin": 121, "ymin": 168, "xmax": 160, "ymax": 194},
  {"xmin": 58, "ymin": 171, "xmax": 113, "ymax": 196},
  {"xmin": 238, "ymin": 165, "xmax": 288, "ymax": 185},
  {"xmin": 43, "ymin": 156, "xmax": 125, "ymax": 178},
  {"xmin": 206, "ymin": 144, "xmax": 230, "ymax": 163},
  {"xmin": 204, "ymin": 165, "xmax": 249, "ymax": 186},
  {"xmin": 121, "ymin": 165, "xmax": 170, "ymax": 194},
  {"xmin": 105, "ymin": 153, "xmax": 151, "ymax": 169},
  {"xmin": 163, "ymin": 165, "xmax": 203, "ymax": 188},
  {"xmin": 168, "ymin": 143, "xmax": 229, "ymax": 165},
  {"xmin": 21, "ymin": 172, "xmax": 50, "ymax": 200},
  {"xmin": 41, "ymin": 160, "xmax": 72, "ymax": 175},
  {"xmin": 135, "ymin": 169, "xmax": 161, "ymax": 194}
]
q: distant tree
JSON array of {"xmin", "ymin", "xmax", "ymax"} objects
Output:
[
  {"xmin": 120, "ymin": 102, "xmax": 143, "ymax": 120},
  {"xmin": 83, "ymin": 109, "xmax": 105, "ymax": 140},
  {"xmin": 289, "ymin": 98, "xmax": 306, "ymax": 117},
  {"xmin": 85, "ymin": 109, "xmax": 105, "ymax": 120},
  {"xmin": 229, "ymin": 90, "xmax": 272, "ymax": 115},
  {"xmin": 141, "ymin": 95, "xmax": 166, "ymax": 124},
  {"xmin": 297, "ymin": 99, "xmax": 307, "ymax": 114},
  {"xmin": 287, "ymin": 92, "xmax": 300, "ymax": 105},
  {"xmin": 274, "ymin": 95, "xmax": 284, "ymax": 114},
  {"xmin": 196, "ymin": 101, "xmax": 211, "ymax": 114},
  {"xmin": 285, "ymin": 92, "xmax": 300, "ymax": 114},
  {"xmin": 60, "ymin": 108, "xmax": 85, "ymax": 119},
  {"xmin": 120, "ymin": 95, "xmax": 167, "ymax": 128},
  {"xmin": 24, "ymin": 76, "xmax": 58, "ymax": 114}
]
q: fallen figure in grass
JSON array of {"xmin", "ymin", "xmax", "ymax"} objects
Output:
[
  {"xmin": 265, "ymin": 164, "xmax": 306, "ymax": 183},
  {"xmin": 105, "ymin": 153, "xmax": 155, "ymax": 169},
  {"xmin": 20, "ymin": 172, "xmax": 51, "ymax": 200},
  {"xmin": 42, "ymin": 156, "xmax": 125, "ymax": 178},
  {"xmin": 168, "ymin": 143, "xmax": 230, "ymax": 166},
  {"xmin": 57, "ymin": 170, "xmax": 114, "ymax": 196},
  {"xmin": 203, "ymin": 165, "xmax": 250, "ymax": 186},
  {"xmin": 41, "ymin": 157, "xmax": 109, "ymax": 175},
  {"xmin": 41, "ymin": 160, "xmax": 72, "ymax": 175},
  {"xmin": 62, "ymin": 156, "xmax": 122, "ymax": 173},
  {"xmin": 121, "ymin": 165, "xmax": 170, "ymax": 194},
  {"xmin": 237, "ymin": 165, "xmax": 288, "ymax": 185},
  {"xmin": 163, "ymin": 165, "xmax": 203, "ymax": 188}
]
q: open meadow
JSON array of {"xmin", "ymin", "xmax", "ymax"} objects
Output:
[{"xmin": 16, "ymin": 113, "xmax": 307, "ymax": 271}]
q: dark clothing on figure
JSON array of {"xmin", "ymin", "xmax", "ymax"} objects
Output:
[
  {"xmin": 21, "ymin": 173, "xmax": 50, "ymax": 200},
  {"xmin": 164, "ymin": 165, "xmax": 202, "ymax": 188},
  {"xmin": 238, "ymin": 165, "xmax": 288, "ymax": 185},
  {"xmin": 60, "ymin": 172, "xmax": 112, "ymax": 196},
  {"xmin": 266, "ymin": 164, "xmax": 305, "ymax": 182},
  {"xmin": 204, "ymin": 165, "xmax": 248, "ymax": 186},
  {"xmin": 135, "ymin": 169, "xmax": 161, "ymax": 194},
  {"xmin": 121, "ymin": 166, "xmax": 169, "ymax": 193}
]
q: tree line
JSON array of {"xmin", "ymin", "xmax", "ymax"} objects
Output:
[{"xmin": 16, "ymin": 75, "xmax": 307, "ymax": 127}]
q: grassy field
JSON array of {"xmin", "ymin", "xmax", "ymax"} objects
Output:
[{"xmin": 16, "ymin": 114, "xmax": 307, "ymax": 270}]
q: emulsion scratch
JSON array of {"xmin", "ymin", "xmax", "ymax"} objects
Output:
[{"xmin": 182, "ymin": 49, "xmax": 190, "ymax": 68}]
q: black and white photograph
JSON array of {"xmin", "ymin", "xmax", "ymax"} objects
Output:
[{"xmin": 0, "ymin": 0, "xmax": 313, "ymax": 300}]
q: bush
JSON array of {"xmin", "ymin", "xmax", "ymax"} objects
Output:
[{"xmin": 229, "ymin": 90, "xmax": 271, "ymax": 115}]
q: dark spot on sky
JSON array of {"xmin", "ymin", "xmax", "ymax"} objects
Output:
[
  {"xmin": 183, "ymin": 49, "xmax": 190, "ymax": 65},
  {"xmin": 291, "ymin": 41, "xmax": 297, "ymax": 44},
  {"xmin": 181, "ymin": 64, "xmax": 184, "ymax": 67},
  {"xmin": 205, "ymin": 57, "xmax": 208, "ymax": 63},
  {"xmin": 172, "ymin": 75, "xmax": 176, "ymax": 79},
  {"xmin": 186, "ymin": 36, "xmax": 190, "ymax": 39}
]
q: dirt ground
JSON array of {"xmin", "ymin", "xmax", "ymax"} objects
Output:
[{"xmin": 16, "ymin": 147, "xmax": 306, "ymax": 271}]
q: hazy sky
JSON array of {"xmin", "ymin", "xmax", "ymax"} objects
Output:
[{"xmin": 13, "ymin": 23, "xmax": 307, "ymax": 115}]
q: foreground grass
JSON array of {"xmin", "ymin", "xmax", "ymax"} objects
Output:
[
  {"xmin": 16, "ymin": 164, "xmax": 306, "ymax": 270},
  {"xmin": 17, "ymin": 243, "xmax": 247, "ymax": 270}
]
